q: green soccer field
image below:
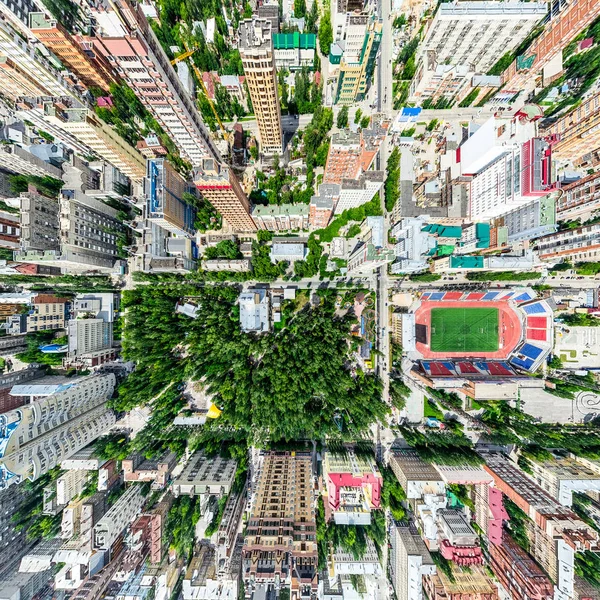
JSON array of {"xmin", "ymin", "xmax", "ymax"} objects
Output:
[{"xmin": 430, "ymin": 307, "xmax": 499, "ymax": 353}]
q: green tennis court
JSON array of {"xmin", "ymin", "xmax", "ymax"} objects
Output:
[{"xmin": 430, "ymin": 307, "xmax": 499, "ymax": 352}]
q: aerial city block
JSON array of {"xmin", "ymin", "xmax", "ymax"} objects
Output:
[{"xmin": 0, "ymin": 0, "xmax": 599, "ymax": 598}]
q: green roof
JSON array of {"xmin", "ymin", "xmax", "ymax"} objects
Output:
[
  {"xmin": 272, "ymin": 32, "xmax": 317, "ymax": 50},
  {"xmin": 450, "ymin": 255, "xmax": 484, "ymax": 269},
  {"xmin": 436, "ymin": 245, "xmax": 455, "ymax": 257}
]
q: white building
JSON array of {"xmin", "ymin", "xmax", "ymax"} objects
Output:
[
  {"xmin": 0, "ymin": 374, "xmax": 116, "ymax": 488},
  {"xmin": 238, "ymin": 289, "xmax": 270, "ymax": 333},
  {"xmin": 391, "ymin": 217, "xmax": 437, "ymax": 274},
  {"xmin": 410, "ymin": 1, "xmax": 547, "ymax": 102},
  {"xmin": 389, "ymin": 524, "xmax": 436, "ymax": 600},
  {"xmin": 269, "ymin": 242, "xmax": 307, "ymax": 263},
  {"xmin": 93, "ymin": 485, "xmax": 146, "ymax": 551},
  {"xmin": 334, "ymin": 172, "xmax": 384, "ymax": 215}
]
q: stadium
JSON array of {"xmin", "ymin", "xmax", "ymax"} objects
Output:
[{"xmin": 402, "ymin": 289, "xmax": 554, "ymax": 376}]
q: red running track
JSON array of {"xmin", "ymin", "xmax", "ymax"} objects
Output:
[{"xmin": 414, "ymin": 300, "xmax": 523, "ymax": 360}]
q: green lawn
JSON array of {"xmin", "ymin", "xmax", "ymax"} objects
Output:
[{"xmin": 430, "ymin": 307, "xmax": 499, "ymax": 353}]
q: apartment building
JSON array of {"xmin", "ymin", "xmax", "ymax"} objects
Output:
[
  {"xmin": 410, "ymin": 1, "xmax": 546, "ymax": 103},
  {"xmin": 323, "ymin": 447, "xmax": 382, "ymax": 525},
  {"xmin": 488, "ymin": 533, "xmax": 554, "ymax": 600},
  {"xmin": 39, "ymin": 100, "xmax": 146, "ymax": 181},
  {"xmin": 335, "ymin": 172, "xmax": 384, "ymax": 214},
  {"xmin": 424, "ymin": 564, "xmax": 498, "ymax": 600},
  {"xmin": 93, "ymin": 485, "xmax": 146, "ymax": 552},
  {"xmin": 526, "ymin": 455, "xmax": 600, "ymax": 507},
  {"xmin": 18, "ymin": 192, "xmax": 125, "ymax": 271},
  {"xmin": 273, "ymin": 32, "xmax": 316, "ymax": 70},
  {"xmin": 239, "ymin": 19, "xmax": 283, "ymax": 155},
  {"xmin": 0, "ymin": 0, "xmax": 42, "ymax": 35},
  {"xmin": 28, "ymin": 13, "xmax": 117, "ymax": 91},
  {"xmin": 309, "ymin": 184, "xmax": 339, "ymax": 228},
  {"xmin": 92, "ymin": 0, "xmax": 221, "ymax": 165},
  {"xmin": 557, "ymin": 173, "xmax": 600, "ymax": 220},
  {"xmin": 323, "ymin": 131, "xmax": 362, "ymax": 185},
  {"xmin": 194, "ymin": 161, "xmax": 257, "ymax": 232},
  {"xmin": 18, "ymin": 190, "xmax": 60, "ymax": 253},
  {"xmin": 0, "ymin": 485, "xmax": 30, "ymax": 572},
  {"xmin": 0, "ymin": 56, "xmax": 54, "ymax": 100},
  {"xmin": 0, "ymin": 210, "xmax": 20, "ymax": 252},
  {"xmin": 0, "ymin": 19, "xmax": 78, "ymax": 100},
  {"xmin": 171, "ymin": 451, "xmax": 236, "ymax": 497},
  {"xmin": 389, "ymin": 523, "xmax": 436, "ymax": 600},
  {"xmin": 145, "ymin": 158, "xmax": 196, "ymax": 236},
  {"xmin": 543, "ymin": 92, "xmax": 600, "ymax": 164},
  {"xmin": 0, "ymin": 374, "xmax": 116, "ymax": 488},
  {"xmin": 26, "ymin": 293, "xmax": 69, "ymax": 332},
  {"xmin": 535, "ymin": 223, "xmax": 600, "ymax": 262},
  {"xmin": 0, "ymin": 144, "xmax": 63, "ymax": 180},
  {"xmin": 483, "ymin": 452, "xmax": 598, "ymax": 599},
  {"xmin": 501, "ymin": 0, "xmax": 600, "ymax": 90},
  {"xmin": 334, "ymin": 14, "xmax": 382, "ymax": 105},
  {"xmin": 243, "ymin": 451, "xmax": 318, "ymax": 597},
  {"xmin": 495, "ymin": 193, "xmax": 557, "ymax": 244},
  {"xmin": 0, "ymin": 366, "xmax": 44, "ymax": 414},
  {"xmin": 122, "ymin": 451, "xmax": 177, "ymax": 490},
  {"xmin": 252, "ymin": 203, "xmax": 309, "ymax": 231}
]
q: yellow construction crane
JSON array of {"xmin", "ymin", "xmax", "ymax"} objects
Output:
[{"xmin": 170, "ymin": 44, "xmax": 230, "ymax": 142}]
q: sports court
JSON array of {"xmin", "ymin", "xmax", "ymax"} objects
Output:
[{"xmin": 430, "ymin": 307, "xmax": 499, "ymax": 352}]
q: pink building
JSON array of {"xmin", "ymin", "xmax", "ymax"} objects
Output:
[
  {"xmin": 122, "ymin": 451, "xmax": 177, "ymax": 490},
  {"xmin": 323, "ymin": 448, "xmax": 382, "ymax": 525}
]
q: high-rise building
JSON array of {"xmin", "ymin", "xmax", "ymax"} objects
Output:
[
  {"xmin": 526, "ymin": 455, "xmax": 600, "ymax": 507},
  {"xmin": 409, "ymin": 1, "xmax": 546, "ymax": 103},
  {"xmin": 145, "ymin": 158, "xmax": 197, "ymax": 237},
  {"xmin": 239, "ymin": 18, "xmax": 283, "ymax": 155},
  {"xmin": 0, "ymin": 143, "xmax": 63, "ymax": 180},
  {"xmin": 556, "ymin": 173, "xmax": 600, "ymax": 221},
  {"xmin": 0, "ymin": 0, "xmax": 42, "ymax": 36},
  {"xmin": 535, "ymin": 222, "xmax": 600, "ymax": 262},
  {"xmin": 389, "ymin": 523, "xmax": 436, "ymax": 600},
  {"xmin": 0, "ymin": 19, "xmax": 78, "ymax": 100},
  {"xmin": 483, "ymin": 452, "xmax": 598, "ymax": 599},
  {"xmin": 243, "ymin": 451, "xmax": 318, "ymax": 597},
  {"xmin": 0, "ymin": 56, "xmax": 54, "ymax": 100},
  {"xmin": 28, "ymin": 13, "xmax": 117, "ymax": 91},
  {"xmin": 501, "ymin": 0, "xmax": 600, "ymax": 91},
  {"xmin": 92, "ymin": 0, "xmax": 221, "ymax": 165},
  {"xmin": 22, "ymin": 99, "xmax": 146, "ymax": 182},
  {"xmin": 488, "ymin": 533, "xmax": 554, "ymax": 600},
  {"xmin": 93, "ymin": 485, "xmax": 146, "ymax": 552},
  {"xmin": 424, "ymin": 563, "xmax": 498, "ymax": 600},
  {"xmin": 194, "ymin": 161, "xmax": 256, "ymax": 232},
  {"xmin": 17, "ymin": 191, "xmax": 126, "ymax": 271},
  {"xmin": 542, "ymin": 92, "xmax": 600, "ymax": 165},
  {"xmin": 334, "ymin": 14, "xmax": 381, "ymax": 105},
  {"xmin": 18, "ymin": 189, "xmax": 61, "ymax": 253},
  {"xmin": 0, "ymin": 374, "xmax": 116, "ymax": 488}
]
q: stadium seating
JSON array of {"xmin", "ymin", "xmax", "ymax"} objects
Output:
[
  {"xmin": 522, "ymin": 302, "xmax": 547, "ymax": 315},
  {"xmin": 482, "ymin": 292, "xmax": 500, "ymax": 300},
  {"xmin": 527, "ymin": 317, "xmax": 548, "ymax": 329},
  {"xmin": 527, "ymin": 329, "xmax": 547, "ymax": 341},
  {"xmin": 520, "ymin": 343, "xmax": 544, "ymax": 360}
]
